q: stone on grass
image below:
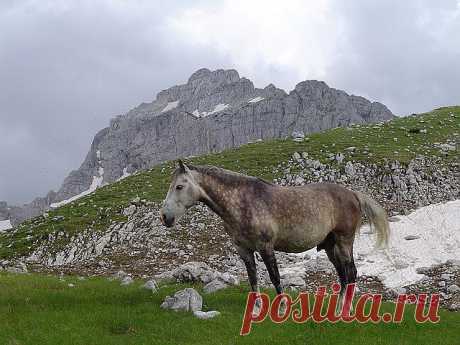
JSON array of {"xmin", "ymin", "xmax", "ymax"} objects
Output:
[
  {"xmin": 160, "ymin": 262, "xmax": 239, "ymax": 287},
  {"xmin": 203, "ymin": 279, "xmax": 228, "ymax": 294},
  {"xmin": 112, "ymin": 270, "xmax": 128, "ymax": 281},
  {"xmin": 142, "ymin": 279, "xmax": 158, "ymax": 292},
  {"xmin": 120, "ymin": 276, "xmax": 134, "ymax": 286},
  {"xmin": 193, "ymin": 310, "xmax": 221, "ymax": 319},
  {"xmin": 161, "ymin": 288, "xmax": 202, "ymax": 312},
  {"xmin": 5, "ymin": 262, "xmax": 27, "ymax": 274}
]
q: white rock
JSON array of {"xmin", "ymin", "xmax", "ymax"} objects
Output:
[
  {"xmin": 440, "ymin": 273, "xmax": 452, "ymax": 280},
  {"xmin": 161, "ymin": 288, "xmax": 202, "ymax": 312},
  {"xmin": 142, "ymin": 279, "xmax": 158, "ymax": 292},
  {"xmin": 193, "ymin": 310, "xmax": 220, "ymax": 319},
  {"xmin": 335, "ymin": 153, "xmax": 344, "ymax": 164},
  {"xmin": 112, "ymin": 270, "xmax": 128, "ymax": 281},
  {"xmin": 123, "ymin": 205, "xmax": 137, "ymax": 216},
  {"xmin": 447, "ymin": 285, "xmax": 460, "ymax": 293},
  {"xmin": 203, "ymin": 279, "xmax": 228, "ymax": 294},
  {"xmin": 281, "ymin": 274, "xmax": 305, "ymax": 288},
  {"xmin": 345, "ymin": 161, "xmax": 355, "ymax": 176},
  {"xmin": 219, "ymin": 272, "xmax": 239, "ymax": 285},
  {"xmin": 292, "ymin": 152, "xmax": 301, "ymax": 161},
  {"xmin": 6, "ymin": 262, "xmax": 27, "ymax": 274},
  {"xmin": 120, "ymin": 276, "xmax": 134, "ymax": 286}
]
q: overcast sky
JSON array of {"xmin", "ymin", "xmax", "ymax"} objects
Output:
[{"xmin": 1, "ymin": 0, "xmax": 459, "ymax": 205}]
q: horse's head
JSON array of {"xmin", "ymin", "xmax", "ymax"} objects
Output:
[{"xmin": 160, "ymin": 160, "xmax": 201, "ymax": 227}]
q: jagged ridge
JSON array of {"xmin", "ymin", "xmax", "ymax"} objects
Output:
[{"xmin": 1, "ymin": 68, "xmax": 394, "ymax": 224}]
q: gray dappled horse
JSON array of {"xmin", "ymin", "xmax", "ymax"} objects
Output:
[{"xmin": 160, "ymin": 161, "xmax": 390, "ymax": 305}]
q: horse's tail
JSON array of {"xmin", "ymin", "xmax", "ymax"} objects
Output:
[{"xmin": 354, "ymin": 191, "xmax": 390, "ymax": 249}]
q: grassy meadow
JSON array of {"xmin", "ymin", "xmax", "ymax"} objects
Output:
[{"xmin": 1, "ymin": 272, "xmax": 459, "ymax": 345}]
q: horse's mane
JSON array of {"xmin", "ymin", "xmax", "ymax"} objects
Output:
[{"xmin": 188, "ymin": 164, "xmax": 274, "ymax": 187}]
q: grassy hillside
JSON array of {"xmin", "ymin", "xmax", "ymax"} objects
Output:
[
  {"xmin": 1, "ymin": 272, "xmax": 459, "ymax": 345},
  {"xmin": 0, "ymin": 106, "xmax": 458, "ymax": 260}
]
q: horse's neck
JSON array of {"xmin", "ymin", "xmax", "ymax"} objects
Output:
[{"xmin": 197, "ymin": 173, "xmax": 240, "ymax": 223}]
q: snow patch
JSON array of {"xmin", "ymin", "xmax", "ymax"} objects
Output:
[
  {"xmin": 286, "ymin": 200, "xmax": 460, "ymax": 289},
  {"xmin": 96, "ymin": 150, "xmax": 101, "ymax": 159},
  {"xmin": 50, "ymin": 168, "xmax": 105, "ymax": 209},
  {"xmin": 161, "ymin": 101, "xmax": 179, "ymax": 113},
  {"xmin": 208, "ymin": 103, "xmax": 229, "ymax": 114},
  {"xmin": 191, "ymin": 104, "xmax": 229, "ymax": 118},
  {"xmin": 0, "ymin": 219, "xmax": 12, "ymax": 232},
  {"xmin": 117, "ymin": 167, "xmax": 131, "ymax": 181},
  {"xmin": 248, "ymin": 96, "xmax": 264, "ymax": 103}
]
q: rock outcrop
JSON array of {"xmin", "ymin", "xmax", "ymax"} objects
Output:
[
  {"xmin": 2, "ymin": 68, "xmax": 394, "ymax": 225},
  {"xmin": 20, "ymin": 155, "xmax": 458, "ymax": 277}
]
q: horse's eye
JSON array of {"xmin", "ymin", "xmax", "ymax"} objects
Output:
[{"xmin": 176, "ymin": 185, "xmax": 184, "ymax": 190}]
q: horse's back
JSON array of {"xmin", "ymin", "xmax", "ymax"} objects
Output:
[{"xmin": 269, "ymin": 182, "xmax": 361, "ymax": 252}]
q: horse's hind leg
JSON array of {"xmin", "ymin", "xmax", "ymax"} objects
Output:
[{"xmin": 325, "ymin": 234, "xmax": 357, "ymax": 304}]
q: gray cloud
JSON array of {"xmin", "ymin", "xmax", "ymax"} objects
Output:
[
  {"xmin": 1, "ymin": 0, "xmax": 459, "ymax": 204},
  {"xmin": 0, "ymin": 0, "xmax": 229, "ymax": 204},
  {"xmin": 330, "ymin": 0, "xmax": 460, "ymax": 115}
]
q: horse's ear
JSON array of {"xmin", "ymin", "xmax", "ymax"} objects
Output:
[{"xmin": 177, "ymin": 159, "xmax": 188, "ymax": 173}]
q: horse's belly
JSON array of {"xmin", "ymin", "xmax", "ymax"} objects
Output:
[{"xmin": 274, "ymin": 225, "xmax": 328, "ymax": 253}]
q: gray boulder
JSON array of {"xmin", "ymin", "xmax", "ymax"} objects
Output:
[
  {"xmin": 122, "ymin": 205, "xmax": 136, "ymax": 217},
  {"xmin": 447, "ymin": 284, "xmax": 460, "ymax": 293},
  {"xmin": 161, "ymin": 288, "xmax": 203, "ymax": 312},
  {"xmin": 120, "ymin": 276, "xmax": 133, "ymax": 286},
  {"xmin": 158, "ymin": 262, "xmax": 239, "ymax": 287},
  {"xmin": 5, "ymin": 261, "xmax": 28, "ymax": 274},
  {"xmin": 203, "ymin": 279, "xmax": 228, "ymax": 294},
  {"xmin": 142, "ymin": 279, "xmax": 158, "ymax": 292}
]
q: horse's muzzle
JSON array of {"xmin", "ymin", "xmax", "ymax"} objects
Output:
[{"xmin": 160, "ymin": 211, "xmax": 175, "ymax": 228}]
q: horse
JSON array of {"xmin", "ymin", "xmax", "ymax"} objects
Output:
[{"xmin": 160, "ymin": 160, "xmax": 390, "ymax": 308}]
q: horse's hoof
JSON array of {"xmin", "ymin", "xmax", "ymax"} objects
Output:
[
  {"xmin": 252, "ymin": 298, "xmax": 263, "ymax": 317},
  {"xmin": 278, "ymin": 299, "xmax": 287, "ymax": 315}
]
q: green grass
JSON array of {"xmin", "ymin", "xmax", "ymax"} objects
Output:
[
  {"xmin": 1, "ymin": 106, "xmax": 458, "ymax": 259},
  {"xmin": 0, "ymin": 272, "xmax": 459, "ymax": 345}
]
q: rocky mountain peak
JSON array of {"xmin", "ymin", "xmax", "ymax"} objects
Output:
[
  {"xmin": 4, "ymin": 68, "xmax": 395, "ymax": 225},
  {"xmin": 187, "ymin": 68, "xmax": 240, "ymax": 84},
  {"xmin": 294, "ymin": 80, "xmax": 329, "ymax": 92}
]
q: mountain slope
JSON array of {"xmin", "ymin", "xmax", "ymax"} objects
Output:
[
  {"xmin": 0, "ymin": 68, "xmax": 393, "ymax": 225},
  {"xmin": 0, "ymin": 106, "xmax": 457, "ymax": 264}
]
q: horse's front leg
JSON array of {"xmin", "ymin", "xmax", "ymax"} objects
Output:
[
  {"xmin": 236, "ymin": 246, "xmax": 262, "ymax": 315},
  {"xmin": 259, "ymin": 244, "xmax": 282, "ymax": 294},
  {"xmin": 259, "ymin": 244, "xmax": 288, "ymax": 314}
]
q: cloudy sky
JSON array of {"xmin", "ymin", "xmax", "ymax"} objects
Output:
[{"xmin": 1, "ymin": 0, "xmax": 459, "ymax": 205}]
